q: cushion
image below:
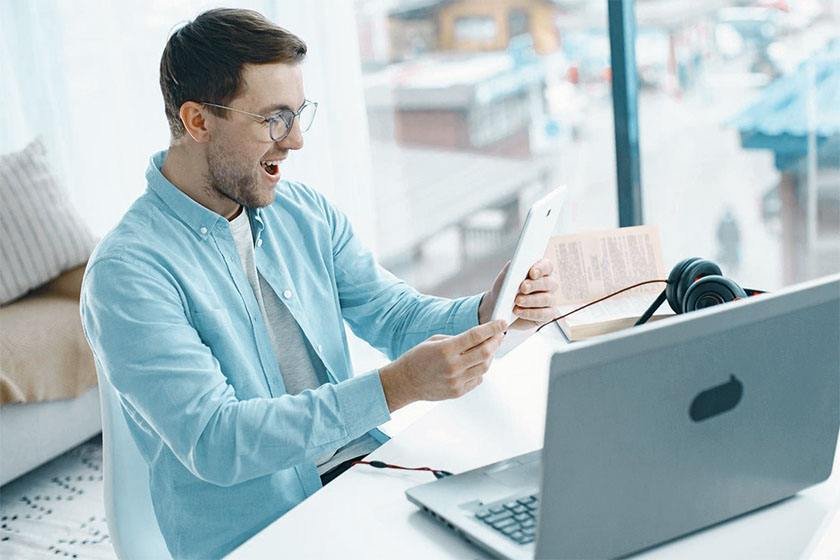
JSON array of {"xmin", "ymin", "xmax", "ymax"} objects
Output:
[
  {"xmin": 0, "ymin": 287, "xmax": 97, "ymax": 404},
  {"xmin": 0, "ymin": 138, "xmax": 96, "ymax": 305}
]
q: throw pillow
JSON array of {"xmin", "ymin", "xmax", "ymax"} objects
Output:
[{"xmin": 0, "ymin": 138, "xmax": 97, "ymax": 305}]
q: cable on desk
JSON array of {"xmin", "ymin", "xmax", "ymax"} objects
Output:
[{"xmin": 352, "ymin": 459, "xmax": 453, "ymax": 479}]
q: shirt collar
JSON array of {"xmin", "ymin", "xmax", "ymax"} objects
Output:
[{"xmin": 146, "ymin": 150, "xmax": 265, "ymax": 238}]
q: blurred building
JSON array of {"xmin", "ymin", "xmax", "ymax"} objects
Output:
[
  {"xmin": 731, "ymin": 41, "xmax": 840, "ymax": 282},
  {"xmin": 387, "ymin": 0, "xmax": 567, "ymax": 60},
  {"xmin": 365, "ymin": 46, "xmax": 546, "ymax": 156}
]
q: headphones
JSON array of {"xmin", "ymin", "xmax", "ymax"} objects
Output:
[{"xmin": 635, "ymin": 257, "xmax": 763, "ymax": 326}]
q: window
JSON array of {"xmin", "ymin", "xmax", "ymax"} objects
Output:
[
  {"xmin": 354, "ymin": 0, "xmax": 617, "ymax": 297},
  {"xmin": 508, "ymin": 9, "xmax": 530, "ymax": 39},
  {"xmin": 454, "ymin": 16, "xmax": 497, "ymax": 43},
  {"xmin": 634, "ymin": 0, "xmax": 839, "ymax": 288}
]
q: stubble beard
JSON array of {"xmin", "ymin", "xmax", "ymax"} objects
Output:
[{"xmin": 205, "ymin": 141, "xmax": 274, "ymax": 209}]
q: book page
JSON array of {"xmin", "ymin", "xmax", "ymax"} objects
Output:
[
  {"xmin": 545, "ymin": 225, "xmax": 666, "ymax": 304},
  {"xmin": 556, "ymin": 291, "xmax": 668, "ymax": 326}
]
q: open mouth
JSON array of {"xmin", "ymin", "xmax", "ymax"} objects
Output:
[{"xmin": 260, "ymin": 160, "xmax": 281, "ymax": 177}]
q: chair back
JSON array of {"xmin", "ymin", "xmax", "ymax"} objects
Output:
[{"xmin": 98, "ymin": 375, "xmax": 171, "ymax": 559}]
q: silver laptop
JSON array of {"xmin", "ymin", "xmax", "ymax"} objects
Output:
[{"xmin": 406, "ymin": 274, "xmax": 840, "ymax": 559}]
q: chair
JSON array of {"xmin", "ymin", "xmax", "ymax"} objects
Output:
[{"xmin": 98, "ymin": 374, "xmax": 171, "ymax": 559}]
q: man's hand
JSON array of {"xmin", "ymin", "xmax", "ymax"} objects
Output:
[
  {"xmin": 378, "ymin": 320, "xmax": 506, "ymax": 412},
  {"xmin": 478, "ymin": 258, "xmax": 560, "ymax": 325}
]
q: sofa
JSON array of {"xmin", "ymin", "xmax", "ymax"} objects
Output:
[{"xmin": 0, "ymin": 265, "xmax": 101, "ymax": 486}]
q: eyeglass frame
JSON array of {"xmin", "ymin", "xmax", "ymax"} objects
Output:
[{"xmin": 200, "ymin": 99, "xmax": 318, "ymax": 142}]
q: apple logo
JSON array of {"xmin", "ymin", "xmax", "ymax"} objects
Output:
[{"xmin": 689, "ymin": 375, "xmax": 744, "ymax": 422}]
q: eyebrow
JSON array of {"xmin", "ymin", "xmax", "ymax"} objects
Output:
[
  {"xmin": 258, "ymin": 99, "xmax": 307, "ymax": 115},
  {"xmin": 258, "ymin": 103, "xmax": 294, "ymax": 115}
]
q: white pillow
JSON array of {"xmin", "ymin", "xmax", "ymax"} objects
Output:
[{"xmin": 0, "ymin": 138, "xmax": 97, "ymax": 305}]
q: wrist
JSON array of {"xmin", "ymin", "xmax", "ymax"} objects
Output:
[
  {"xmin": 477, "ymin": 291, "xmax": 492, "ymax": 324},
  {"xmin": 379, "ymin": 363, "xmax": 414, "ymax": 413}
]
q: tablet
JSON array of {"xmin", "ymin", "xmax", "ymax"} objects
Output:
[{"xmin": 490, "ymin": 186, "xmax": 566, "ymax": 326}]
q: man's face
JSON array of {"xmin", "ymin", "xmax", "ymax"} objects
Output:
[{"xmin": 204, "ymin": 62, "xmax": 305, "ymax": 209}]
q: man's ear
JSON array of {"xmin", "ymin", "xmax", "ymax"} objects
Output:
[{"xmin": 179, "ymin": 101, "xmax": 211, "ymax": 143}]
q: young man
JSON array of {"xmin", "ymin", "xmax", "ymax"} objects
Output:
[{"xmin": 80, "ymin": 8, "xmax": 560, "ymax": 558}]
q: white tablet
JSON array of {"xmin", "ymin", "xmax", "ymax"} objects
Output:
[{"xmin": 490, "ymin": 186, "xmax": 566, "ymax": 325}]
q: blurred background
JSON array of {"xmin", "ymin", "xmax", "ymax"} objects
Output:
[{"xmin": 2, "ymin": 0, "xmax": 838, "ymax": 298}]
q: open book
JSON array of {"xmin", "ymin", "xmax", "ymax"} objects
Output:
[{"xmin": 544, "ymin": 225, "xmax": 672, "ymax": 341}]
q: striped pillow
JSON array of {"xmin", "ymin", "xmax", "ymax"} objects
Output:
[{"xmin": 0, "ymin": 138, "xmax": 97, "ymax": 305}]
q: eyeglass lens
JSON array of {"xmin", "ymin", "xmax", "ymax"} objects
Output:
[{"xmin": 270, "ymin": 103, "xmax": 317, "ymax": 141}]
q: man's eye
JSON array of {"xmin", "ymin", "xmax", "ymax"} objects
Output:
[{"xmin": 270, "ymin": 111, "xmax": 292, "ymax": 123}]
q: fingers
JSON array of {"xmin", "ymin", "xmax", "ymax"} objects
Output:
[
  {"xmin": 461, "ymin": 375, "xmax": 484, "ymax": 395},
  {"xmin": 528, "ymin": 258, "xmax": 553, "ymax": 280},
  {"xmin": 459, "ymin": 332, "xmax": 503, "ymax": 367},
  {"xmin": 513, "ymin": 304, "xmax": 558, "ymax": 323},
  {"xmin": 449, "ymin": 319, "xmax": 506, "ymax": 352},
  {"xmin": 515, "ymin": 291, "xmax": 555, "ymax": 309},
  {"xmin": 518, "ymin": 275, "xmax": 559, "ymax": 295},
  {"xmin": 457, "ymin": 361, "xmax": 490, "ymax": 396}
]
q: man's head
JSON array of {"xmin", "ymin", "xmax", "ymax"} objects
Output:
[{"xmin": 159, "ymin": 8, "xmax": 309, "ymax": 209}]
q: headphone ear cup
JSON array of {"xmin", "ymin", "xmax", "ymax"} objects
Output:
[
  {"xmin": 666, "ymin": 258, "xmax": 701, "ymax": 313},
  {"xmin": 669, "ymin": 258, "xmax": 722, "ymax": 314},
  {"xmin": 682, "ymin": 276, "xmax": 748, "ymax": 313}
]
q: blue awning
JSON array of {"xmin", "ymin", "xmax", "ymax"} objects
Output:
[{"xmin": 729, "ymin": 40, "xmax": 840, "ymax": 171}]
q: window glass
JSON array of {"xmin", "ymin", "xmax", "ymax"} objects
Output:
[
  {"xmin": 637, "ymin": 0, "xmax": 839, "ymax": 289},
  {"xmin": 455, "ymin": 16, "xmax": 498, "ymax": 43},
  {"xmin": 508, "ymin": 9, "xmax": 530, "ymax": 39},
  {"xmin": 354, "ymin": 0, "xmax": 617, "ymax": 297}
]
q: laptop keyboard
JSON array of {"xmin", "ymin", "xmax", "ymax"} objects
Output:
[{"xmin": 474, "ymin": 494, "xmax": 538, "ymax": 545}]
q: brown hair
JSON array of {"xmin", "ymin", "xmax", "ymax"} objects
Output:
[{"xmin": 159, "ymin": 8, "xmax": 307, "ymax": 137}]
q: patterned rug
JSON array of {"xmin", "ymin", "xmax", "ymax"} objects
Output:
[{"xmin": 0, "ymin": 436, "xmax": 115, "ymax": 559}]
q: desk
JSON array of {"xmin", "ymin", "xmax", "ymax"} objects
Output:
[{"xmin": 228, "ymin": 328, "xmax": 840, "ymax": 559}]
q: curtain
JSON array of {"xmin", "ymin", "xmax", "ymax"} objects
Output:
[{"xmin": 0, "ymin": 0, "xmax": 377, "ymax": 248}]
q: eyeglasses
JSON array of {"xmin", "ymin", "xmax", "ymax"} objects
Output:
[{"xmin": 201, "ymin": 99, "xmax": 318, "ymax": 142}]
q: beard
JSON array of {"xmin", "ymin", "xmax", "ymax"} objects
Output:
[{"xmin": 204, "ymin": 141, "xmax": 276, "ymax": 209}]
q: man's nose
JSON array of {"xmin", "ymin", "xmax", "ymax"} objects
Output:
[{"xmin": 280, "ymin": 119, "xmax": 304, "ymax": 150}]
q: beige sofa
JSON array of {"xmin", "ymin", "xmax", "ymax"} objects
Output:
[{"xmin": 0, "ymin": 265, "xmax": 101, "ymax": 485}]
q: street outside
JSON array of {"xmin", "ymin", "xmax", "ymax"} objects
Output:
[{"xmin": 366, "ymin": 6, "xmax": 839, "ymax": 298}]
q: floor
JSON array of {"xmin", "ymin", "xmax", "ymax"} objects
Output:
[{"xmin": 0, "ymin": 436, "xmax": 114, "ymax": 559}]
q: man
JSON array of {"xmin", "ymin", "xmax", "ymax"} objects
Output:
[{"xmin": 80, "ymin": 8, "xmax": 561, "ymax": 559}]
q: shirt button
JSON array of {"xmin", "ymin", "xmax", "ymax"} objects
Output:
[
  {"xmin": 199, "ymin": 226, "xmax": 208, "ymax": 235},
  {"xmin": 256, "ymin": 238, "xmax": 263, "ymax": 247},
  {"xmin": 283, "ymin": 289, "xmax": 292, "ymax": 299},
  {"xmin": 317, "ymin": 344, "xmax": 323, "ymax": 353}
]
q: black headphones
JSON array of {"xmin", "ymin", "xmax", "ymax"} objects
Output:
[{"xmin": 635, "ymin": 257, "xmax": 763, "ymax": 326}]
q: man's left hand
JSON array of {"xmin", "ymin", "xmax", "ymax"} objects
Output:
[{"xmin": 478, "ymin": 258, "xmax": 560, "ymax": 325}]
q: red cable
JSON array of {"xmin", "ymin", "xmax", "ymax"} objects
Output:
[
  {"xmin": 353, "ymin": 460, "xmax": 434, "ymax": 473},
  {"xmin": 352, "ymin": 460, "xmax": 452, "ymax": 478}
]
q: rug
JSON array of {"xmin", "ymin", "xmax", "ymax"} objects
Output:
[{"xmin": 0, "ymin": 436, "xmax": 115, "ymax": 559}]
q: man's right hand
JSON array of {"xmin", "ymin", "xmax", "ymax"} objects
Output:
[{"xmin": 378, "ymin": 319, "xmax": 507, "ymax": 412}]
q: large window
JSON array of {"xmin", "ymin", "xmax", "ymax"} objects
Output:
[
  {"xmin": 5, "ymin": 0, "xmax": 834, "ymax": 301},
  {"xmin": 634, "ymin": 0, "xmax": 839, "ymax": 288},
  {"xmin": 354, "ymin": 0, "xmax": 618, "ymax": 297}
]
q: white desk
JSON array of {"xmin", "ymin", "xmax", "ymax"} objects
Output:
[{"xmin": 229, "ymin": 328, "xmax": 840, "ymax": 559}]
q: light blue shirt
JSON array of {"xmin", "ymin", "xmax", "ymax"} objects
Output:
[{"xmin": 80, "ymin": 150, "xmax": 482, "ymax": 559}]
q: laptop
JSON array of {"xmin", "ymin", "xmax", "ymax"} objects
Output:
[{"xmin": 406, "ymin": 274, "xmax": 840, "ymax": 559}]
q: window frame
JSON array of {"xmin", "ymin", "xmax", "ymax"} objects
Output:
[{"xmin": 607, "ymin": 0, "xmax": 644, "ymax": 227}]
